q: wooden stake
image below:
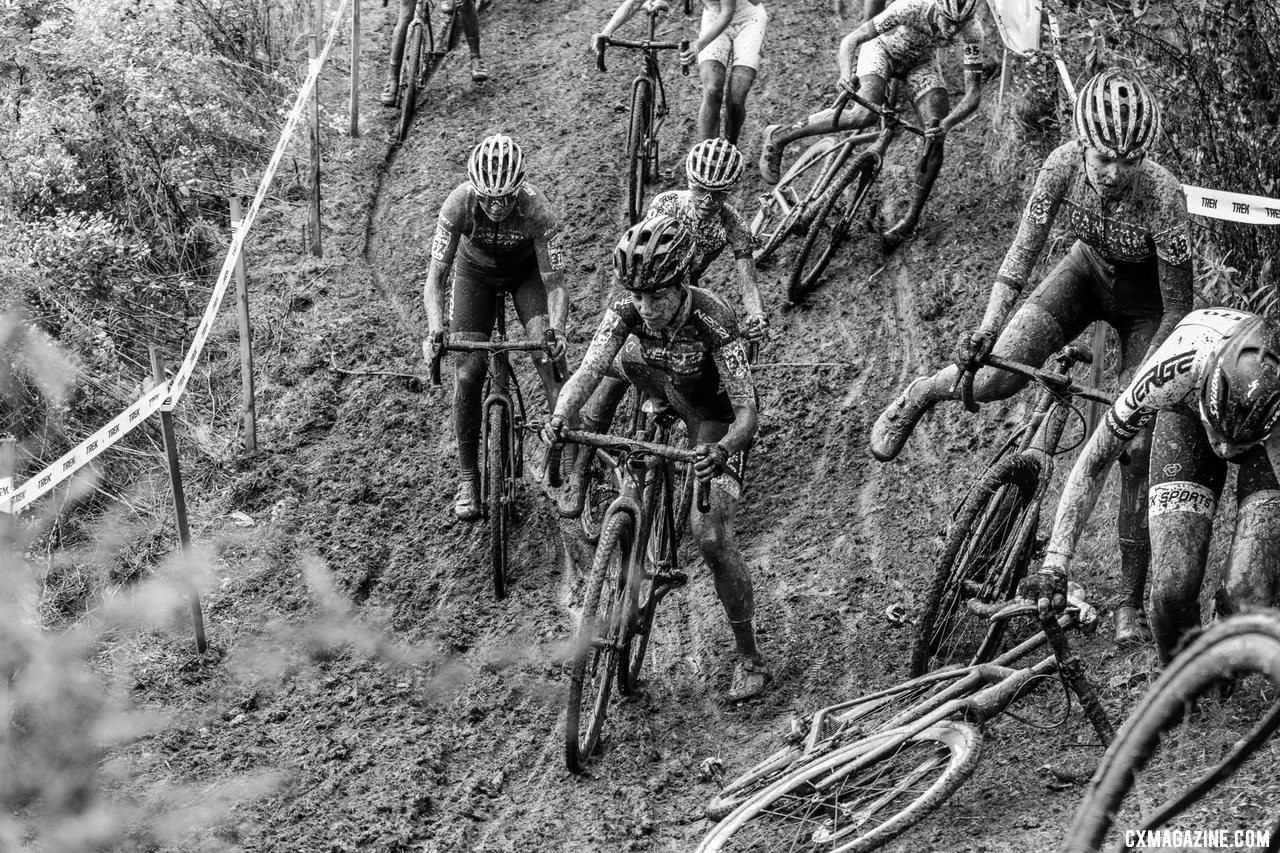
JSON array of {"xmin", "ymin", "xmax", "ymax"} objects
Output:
[
  {"xmin": 230, "ymin": 197, "xmax": 258, "ymax": 451},
  {"xmin": 149, "ymin": 348, "xmax": 209, "ymax": 654},
  {"xmin": 308, "ymin": 31, "xmax": 323, "ymax": 257},
  {"xmin": 350, "ymin": 0, "xmax": 361, "ymax": 138}
]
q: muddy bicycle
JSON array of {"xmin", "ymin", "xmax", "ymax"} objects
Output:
[
  {"xmin": 910, "ymin": 345, "xmax": 1112, "ymax": 676},
  {"xmin": 699, "ymin": 602, "xmax": 1114, "ymax": 852},
  {"xmin": 1063, "ymin": 611, "xmax": 1280, "ymax": 853},
  {"xmin": 549, "ymin": 412, "xmax": 709, "ymax": 773},
  {"xmin": 595, "ymin": 0, "xmax": 690, "ymax": 223},
  {"xmin": 429, "ymin": 309, "xmax": 563, "ymax": 600},
  {"xmin": 392, "ymin": 0, "xmax": 491, "ymax": 143}
]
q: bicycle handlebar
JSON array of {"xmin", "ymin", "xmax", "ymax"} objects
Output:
[
  {"xmin": 556, "ymin": 427, "xmax": 711, "ymax": 513},
  {"xmin": 951, "ymin": 347, "xmax": 1112, "ymax": 413},
  {"xmin": 427, "ymin": 330, "xmax": 567, "ymax": 385},
  {"xmin": 830, "ymin": 87, "xmax": 927, "ymax": 137},
  {"xmin": 596, "ymin": 37, "xmax": 691, "ymax": 75}
]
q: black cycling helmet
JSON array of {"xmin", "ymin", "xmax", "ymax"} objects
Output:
[
  {"xmin": 1199, "ymin": 314, "xmax": 1280, "ymax": 450},
  {"xmin": 613, "ymin": 214, "xmax": 696, "ymax": 292}
]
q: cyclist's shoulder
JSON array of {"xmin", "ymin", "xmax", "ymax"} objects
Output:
[
  {"xmin": 439, "ymin": 182, "xmax": 475, "ymax": 225},
  {"xmin": 516, "ymin": 182, "xmax": 557, "ymax": 227},
  {"xmin": 688, "ymin": 287, "xmax": 740, "ymax": 342},
  {"xmin": 1040, "ymin": 140, "xmax": 1083, "ymax": 177},
  {"xmin": 1133, "ymin": 158, "xmax": 1188, "ymax": 213}
]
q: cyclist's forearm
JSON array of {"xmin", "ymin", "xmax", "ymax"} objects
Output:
[
  {"xmin": 555, "ymin": 329, "xmax": 621, "ymax": 419},
  {"xmin": 736, "ymin": 258, "xmax": 764, "ymax": 318},
  {"xmin": 423, "ymin": 258, "xmax": 450, "ymax": 331},
  {"xmin": 942, "ymin": 72, "xmax": 983, "ymax": 130},
  {"xmin": 837, "ymin": 27, "xmax": 872, "ymax": 77},
  {"xmin": 1046, "ymin": 428, "xmax": 1128, "ymax": 570},
  {"xmin": 535, "ymin": 240, "xmax": 569, "ymax": 330},
  {"xmin": 978, "ymin": 280, "xmax": 1019, "ymax": 336},
  {"xmin": 718, "ymin": 402, "xmax": 758, "ymax": 456},
  {"xmin": 602, "ymin": 0, "xmax": 646, "ymax": 35}
]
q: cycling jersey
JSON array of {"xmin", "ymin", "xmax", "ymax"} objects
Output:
[
  {"xmin": 646, "ymin": 191, "xmax": 754, "ymax": 277},
  {"xmin": 584, "ymin": 287, "xmax": 754, "ymax": 423},
  {"xmin": 431, "ymin": 182, "xmax": 557, "ymax": 275},
  {"xmin": 870, "ymin": 0, "xmax": 984, "ymax": 72}
]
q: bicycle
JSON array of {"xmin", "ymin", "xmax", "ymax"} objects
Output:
[
  {"xmin": 550, "ymin": 415, "xmax": 709, "ymax": 773},
  {"xmin": 393, "ymin": 0, "xmax": 491, "ymax": 144},
  {"xmin": 910, "ymin": 345, "xmax": 1112, "ymax": 677},
  {"xmin": 1063, "ymin": 611, "xmax": 1280, "ymax": 853},
  {"xmin": 595, "ymin": 1, "xmax": 690, "ymax": 224},
  {"xmin": 699, "ymin": 602, "xmax": 1115, "ymax": 852},
  {"xmin": 428, "ymin": 302, "xmax": 564, "ymax": 600}
]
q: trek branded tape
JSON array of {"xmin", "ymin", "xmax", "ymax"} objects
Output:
[{"xmin": 1183, "ymin": 185, "xmax": 1280, "ymax": 225}]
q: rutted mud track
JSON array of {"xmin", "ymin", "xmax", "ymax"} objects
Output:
[{"xmin": 106, "ymin": 2, "xmax": 1279, "ymax": 851}]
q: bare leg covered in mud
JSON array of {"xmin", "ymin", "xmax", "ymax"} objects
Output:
[
  {"xmin": 759, "ymin": 74, "xmax": 887, "ymax": 183},
  {"xmin": 881, "ymin": 86, "xmax": 948, "ymax": 252}
]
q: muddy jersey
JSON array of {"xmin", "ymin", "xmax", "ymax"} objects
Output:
[
  {"xmin": 647, "ymin": 191, "xmax": 754, "ymax": 276},
  {"xmin": 996, "ymin": 141, "xmax": 1193, "ymax": 299},
  {"xmin": 431, "ymin": 182, "xmax": 557, "ymax": 273},
  {"xmin": 871, "ymin": 0, "xmax": 984, "ymax": 71},
  {"xmin": 585, "ymin": 287, "xmax": 754, "ymax": 422}
]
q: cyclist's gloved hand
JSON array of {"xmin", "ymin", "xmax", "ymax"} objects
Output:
[
  {"xmin": 541, "ymin": 414, "xmax": 568, "ymax": 447},
  {"xmin": 546, "ymin": 328, "xmax": 567, "ymax": 360},
  {"xmin": 1065, "ymin": 580, "xmax": 1099, "ymax": 635},
  {"xmin": 590, "ymin": 32, "xmax": 606, "ymax": 55},
  {"xmin": 954, "ymin": 328, "xmax": 995, "ymax": 374},
  {"xmin": 924, "ymin": 121, "xmax": 947, "ymax": 141},
  {"xmin": 694, "ymin": 442, "xmax": 730, "ymax": 481},
  {"xmin": 743, "ymin": 313, "xmax": 769, "ymax": 344},
  {"xmin": 423, "ymin": 329, "xmax": 445, "ymax": 363},
  {"xmin": 1018, "ymin": 566, "xmax": 1068, "ymax": 618},
  {"xmin": 680, "ymin": 38, "xmax": 702, "ymax": 66},
  {"xmin": 838, "ymin": 74, "xmax": 860, "ymax": 97}
]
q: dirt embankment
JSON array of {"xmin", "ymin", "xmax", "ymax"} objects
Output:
[{"xmin": 106, "ymin": 2, "xmax": 1278, "ymax": 852}]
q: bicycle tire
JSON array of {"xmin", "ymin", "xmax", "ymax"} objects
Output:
[
  {"xmin": 788, "ymin": 151, "xmax": 878, "ymax": 304},
  {"xmin": 580, "ymin": 388, "xmax": 640, "ymax": 543},
  {"xmin": 565, "ymin": 511, "xmax": 632, "ymax": 773},
  {"xmin": 627, "ymin": 77, "xmax": 653, "ymax": 224},
  {"xmin": 752, "ymin": 137, "xmax": 843, "ymax": 264},
  {"xmin": 486, "ymin": 403, "xmax": 511, "ymax": 600},
  {"xmin": 1062, "ymin": 613, "xmax": 1280, "ymax": 853},
  {"xmin": 397, "ymin": 24, "xmax": 424, "ymax": 143},
  {"xmin": 699, "ymin": 721, "xmax": 981, "ymax": 853},
  {"xmin": 909, "ymin": 452, "xmax": 1042, "ymax": 677},
  {"xmin": 618, "ymin": 461, "xmax": 673, "ymax": 697}
]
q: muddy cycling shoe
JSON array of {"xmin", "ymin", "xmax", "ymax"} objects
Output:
[
  {"xmin": 1113, "ymin": 605, "xmax": 1152, "ymax": 647},
  {"xmin": 870, "ymin": 378, "xmax": 934, "ymax": 462},
  {"xmin": 758, "ymin": 125, "xmax": 784, "ymax": 185},
  {"xmin": 727, "ymin": 655, "xmax": 773, "ymax": 703},
  {"xmin": 380, "ymin": 78, "xmax": 399, "ymax": 107},
  {"xmin": 555, "ymin": 451, "xmax": 590, "ymax": 519},
  {"xmin": 454, "ymin": 473, "xmax": 482, "ymax": 522},
  {"xmin": 470, "ymin": 57, "xmax": 489, "ymax": 83}
]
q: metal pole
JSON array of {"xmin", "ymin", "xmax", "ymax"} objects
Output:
[
  {"xmin": 350, "ymin": 0, "xmax": 361, "ymax": 138},
  {"xmin": 149, "ymin": 347, "xmax": 209, "ymax": 654},
  {"xmin": 308, "ymin": 29, "xmax": 323, "ymax": 257},
  {"xmin": 230, "ymin": 197, "xmax": 258, "ymax": 451}
]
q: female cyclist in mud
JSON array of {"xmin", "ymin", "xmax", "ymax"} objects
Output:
[
  {"xmin": 870, "ymin": 69, "xmax": 1195, "ymax": 648},
  {"xmin": 382, "ymin": 0, "xmax": 487, "ymax": 105},
  {"xmin": 422, "ymin": 135, "xmax": 569, "ymax": 521},
  {"xmin": 645, "ymin": 139, "xmax": 768, "ymax": 343},
  {"xmin": 541, "ymin": 214, "xmax": 772, "ymax": 701},
  {"xmin": 593, "ymin": 0, "xmax": 767, "ymax": 144},
  {"xmin": 1020, "ymin": 308, "xmax": 1280, "ymax": 664},
  {"xmin": 757, "ymin": 0, "xmax": 986, "ymax": 251}
]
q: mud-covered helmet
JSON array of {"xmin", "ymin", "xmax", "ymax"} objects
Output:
[
  {"xmin": 1074, "ymin": 69, "xmax": 1161, "ymax": 159},
  {"xmin": 686, "ymin": 138, "xmax": 744, "ymax": 191},
  {"xmin": 1199, "ymin": 314, "xmax": 1280, "ymax": 452},
  {"xmin": 613, "ymin": 214, "xmax": 696, "ymax": 292},
  {"xmin": 468, "ymin": 134, "xmax": 526, "ymax": 197},
  {"xmin": 936, "ymin": 0, "xmax": 979, "ymax": 22}
]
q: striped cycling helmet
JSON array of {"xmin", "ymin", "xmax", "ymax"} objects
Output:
[
  {"xmin": 1199, "ymin": 314, "xmax": 1280, "ymax": 449},
  {"xmin": 686, "ymin": 138, "xmax": 744, "ymax": 191},
  {"xmin": 1074, "ymin": 69, "xmax": 1161, "ymax": 159},
  {"xmin": 936, "ymin": 0, "xmax": 979, "ymax": 22},
  {"xmin": 468, "ymin": 134, "xmax": 526, "ymax": 197},
  {"xmin": 613, "ymin": 214, "xmax": 696, "ymax": 292}
]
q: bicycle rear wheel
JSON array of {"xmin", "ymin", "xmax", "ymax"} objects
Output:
[
  {"xmin": 485, "ymin": 402, "xmax": 511, "ymax": 600},
  {"xmin": 1062, "ymin": 613, "xmax": 1280, "ymax": 853},
  {"xmin": 909, "ymin": 452, "xmax": 1041, "ymax": 677},
  {"xmin": 397, "ymin": 25, "xmax": 424, "ymax": 143},
  {"xmin": 788, "ymin": 152, "xmax": 878, "ymax": 304},
  {"xmin": 752, "ymin": 137, "xmax": 842, "ymax": 265},
  {"xmin": 626, "ymin": 77, "xmax": 654, "ymax": 224},
  {"xmin": 565, "ymin": 511, "xmax": 632, "ymax": 772},
  {"xmin": 699, "ymin": 721, "xmax": 981, "ymax": 853}
]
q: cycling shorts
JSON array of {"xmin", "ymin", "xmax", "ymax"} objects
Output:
[
  {"xmin": 449, "ymin": 253, "xmax": 548, "ymax": 336},
  {"xmin": 698, "ymin": 2, "xmax": 767, "ymax": 71},
  {"xmin": 855, "ymin": 39, "xmax": 944, "ymax": 98}
]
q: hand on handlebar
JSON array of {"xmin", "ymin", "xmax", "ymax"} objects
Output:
[
  {"xmin": 541, "ymin": 414, "xmax": 568, "ymax": 447},
  {"xmin": 1065, "ymin": 581, "xmax": 1099, "ymax": 635},
  {"xmin": 743, "ymin": 313, "xmax": 769, "ymax": 344},
  {"xmin": 953, "ymin": 328, "xmax": 995, "ymax": 375},
  {"xmin": 642, "ymin": 0, "xmax": 671, "ymax": 14},
  {"xmin": 923, "ymin": 120, "xmax": 947, "ymax": 141},
  {"xmin": 694, "ymin": 442, "xmax": 730, "ymax": 481},
  {"xmin": 545, "ymin": 328, "xmax": 567, "ymax": 360},
  {"xmin": 838, "ymin": 74, "xmax": 860, "ymax": 97},
  {"xmin": 590, "ymin": 32, "xmax": 607, "ymax": 55},
  {"xmin": 679, "ymin": 37, "xmax": 702, "ymax": 66},
  {"xmin": 423, "ymin": 329, "xmax": 445, "ymax": 363},
  {"xmin": 1017, "ymin": 565, "xmax": 1069, "ymax": 618}
]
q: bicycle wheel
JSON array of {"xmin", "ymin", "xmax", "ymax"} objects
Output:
[
  {"xmin": 486, "ymin": 402, "xmax": 511, "ymax": 600},
  {"xmin": 788, "ymin": 151, "xmax": 879, "ymax": 304},
  {"xmin": 397, "ymin": 24, "xmax": 424, "ymax": 143},
  {"xmin": 752, "ymin": 137, "xmax": 843, "ymax": 265},
  {"xmin": 909, "ymin": 452, "xmax": 1042, "ymax": 677},
  {"xmin": 565, "ymin": 511, "xmax": 632, "ymax": 773},
  {"xmin": 580, "ymin": 388, "xmax": 640, "ymax": 543},
  {"xmin": 1063, "ymin": 613, "xmax": 1280, "ymax": 853},
  {"xmin": 699, "ymin": 721, "xmax": 981, "ymax": 853},
  {"xmin": 705, "ymin": 667, "xmax": 971, "ymax": 820},
  {"xmin": 626, "ymin": 77, "xmax": 653, "ymax": 224},
  {"xmin": 618, "ymin": 462, "xmax": 677, "ymax": 697}
]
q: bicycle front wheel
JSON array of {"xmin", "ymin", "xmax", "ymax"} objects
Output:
[
  {"xmin": 1062, "ymin": 613, "xmax": 1280, "ymax": 853},
  {"xmin": 788, "ymin": 151, "xmax": 878, "ymax": 304},
  {"xmin": 565, "ymin": 511, "xmax": 632, "ymax": 773},
  {"xmin": 699, "ymin": 721, "xmax": 981, "ymax": 853},
  {"xmin": 486, "ymin": 403, "xmax": 512, "ymax": 600},
  {"xmin": 626, "ymin": 77, "xmax": 654, "ymax": 224},
  {"xmin": 397, "ymin": 25, "xmax": 424, "ymax": 143},
  {"xmin": 752, "ymin": 136, "xmax": 842, "ymax": 265},
  {"xmin": 909, "ymin": 452, "xmax": 1042, "ymax": 676}
]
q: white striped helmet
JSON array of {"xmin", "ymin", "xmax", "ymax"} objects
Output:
[
  {"xmin": 936, "ymin": 0, "xmax": 978, "ymax": 22},
  {"xmin": 468, "ymin": 134, "xmax": 526, "ymax": 197},
  {"xmin": 1074, "ymin": 69, "xmax": 1161, "ymax": 159},
  {"xmin": 614, "ymin": 214, "xmax": 696, "ymax": 292},
  {"xmin": 686, "ymin": 138, "xmax": 744, "ymax": 191}
]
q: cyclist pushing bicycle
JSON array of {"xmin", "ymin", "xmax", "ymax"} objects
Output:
[
  {"xmin": 758, "ymin": 0, "xmax": 985, "ymax": 251},
  {"xmin": 647, "ymin": 139, "xmax": 768, "ymax": 343},
  {"xmin": 423, "ymin": 135, "xmax": 569, "ymax": 521},
  {"xmin": 382, "ymin": 0, "xmax": 487, "ymax": 106},
  {"xmin": 872, "ymin": 70, "xmax": 1195, "ymax": 647},
  {"xmin": 1021, "ymin": 308, "xmax": 1280, "ymax": 664},
  {"xmin": 594, "ymin": 0, "xmax": 767, "ymax": 144},
  {"xmin": 541, "ymin": 214, "xmax": 771, "ymax": 701}
]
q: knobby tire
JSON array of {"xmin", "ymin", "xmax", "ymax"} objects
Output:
[
  {"xmin": 752, "ymin": 137, "xmax": 843, "ymax": 264},
  {"xmin": 486, "ymin": 403, "xmax": 511, "ymax": 600},
  {"xmin": 397, "ymin": 25, "xmax": 424, "ymax": 143},
  {"xmin": 788, "ymin": 151, "xmax": 878, "ymax": 304},
  {"xmin": 627, "ymin": 78, "xmax": 653, "ymax": 224}
]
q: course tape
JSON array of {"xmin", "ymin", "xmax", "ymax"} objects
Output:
[
  {"xmin": 2, "ymin": 0, "xmax": 352, "ymax": 514},
  {"xmin": 1183, "ymin": 185, "xmax": 1280, "ymax": 225}
]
